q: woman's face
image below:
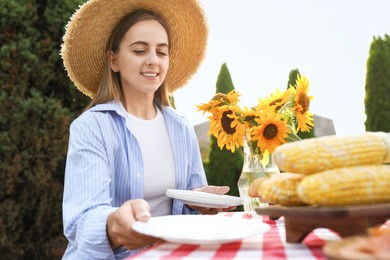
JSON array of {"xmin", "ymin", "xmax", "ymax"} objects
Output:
[{"xmin": 110, "ymin": 19, "xmax": 169, "ymax": 96}]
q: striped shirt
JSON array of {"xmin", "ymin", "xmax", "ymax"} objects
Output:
[{"xmin": 62, "ymin": 100, "xmax": 207, "ymax": 259}]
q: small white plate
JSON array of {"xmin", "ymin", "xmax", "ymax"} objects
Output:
[
  {"xmin": 133, "ymin": 215, "xmax": 270, "ymax": 244},
  {"xmin": 166, "ymin": 189, "xmax": 243, "ymax": 208}
]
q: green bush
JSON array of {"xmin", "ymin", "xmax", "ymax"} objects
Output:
[
  {"xmin": 365, "ymin": 34, "xmax": 390, "ymax": 132},
  {"xmin": 0, "ymin": 0, "xmax": 89, "ymax": 258}
]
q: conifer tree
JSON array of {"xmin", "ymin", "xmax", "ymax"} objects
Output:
[
  {"xmin": 365, "ymin": 34, "xmax": 390, "ymax": 132},
  {"xmin": 206, "ymin": 63, "xmax": 243, "ymax": 197},
  {"xmin": 287, "ymin": 68, "xmax": 301, "ymax": 89}
]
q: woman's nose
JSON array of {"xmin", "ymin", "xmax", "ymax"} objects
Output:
[{"xmin": 146, "ymin": 52, "xmax": 158, "ymax": 66}]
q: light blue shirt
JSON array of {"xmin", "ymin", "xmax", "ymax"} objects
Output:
[{"xmin": 62, "ymin": 100, "xmax": 207, "ymax": 259}]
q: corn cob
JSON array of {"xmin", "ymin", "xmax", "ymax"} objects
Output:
[
  {"xmin": 272, "ymin": 132, "xmax": 390, "ymax": 174},
  {"xmin": 259, "ymin": 173, "xmax": 306, "ymax": 206},
  {"xmin": 297, "ymin": 165, "xmax": 390, "ymax": 206}
]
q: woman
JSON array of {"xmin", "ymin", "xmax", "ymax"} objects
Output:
[{"xmin": 61, "ymin": 0, "xmax": 234, "ymax": 259}]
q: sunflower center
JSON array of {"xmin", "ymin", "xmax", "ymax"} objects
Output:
[
  {"xmin": 221, "ymin": 110, "xmax": 236, "ymax": 134},
  {"xmin": 263, "ymin": 124, "xmax": 278, "ymax": 140},
  {"xmin": 298, "ymin": 94, "xmax": 310, "ymax": 113}
]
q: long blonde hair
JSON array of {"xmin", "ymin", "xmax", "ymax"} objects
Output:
[{"xmin": 86, "ymin": 10, "xmax": 171, "ymax": 110}]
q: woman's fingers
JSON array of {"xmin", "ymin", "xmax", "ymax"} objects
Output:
[
  {"xmin": 189, "ymin": 206, "xmax": 215, "ymax": 215},
  {"xmin": 219, "ymin": 206, "xmax": 236, "ymax": 212},
  {"xmin": 213, "ymin": 186, "xmax": 230, "ymax": 195},
  {"xmin": 195, "ymin": 185, "xmax": 230, "ymax": 195},
  {"xmin": 131, "ymin": 199, "xmax": 151, "ymax": 222},
  {"xmin": 108, "ymin": 199, "xmax": 161, "ymax": 250},
  {"xmin": 186, "ymin": 204, "xmax": 236, "ymax": 215},
  {"xmin": 189, "ymin": 186, "xmax": 235, "ymax": 214}
]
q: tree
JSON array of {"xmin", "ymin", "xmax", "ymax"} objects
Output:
[
  {"xmin": 286, "ymin": 68, "xmax": 315, "ymax": 139},
  {"xmin": 0, "ymin": 0, "xmax": 89, "ymax": 258},
  {"xmin": 365, "ymin": 34, "xmax": 390, "ymax": 132},
  {"xmin": 206, "ymin": 63, "xmax": 243, "ymax": 197},
  {"xmin": 287, "ymin": 68, "xmax": 301, "ymax": 89}
]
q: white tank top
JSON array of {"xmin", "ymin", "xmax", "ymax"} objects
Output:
[{"xmin": 125, "ymin": 106, "xmax": 175, "ymax": 216}]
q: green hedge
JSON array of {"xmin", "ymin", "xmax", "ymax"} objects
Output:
[{"xmin": 0, "ymin": 1, "xmax": 89, "ymax": 258}]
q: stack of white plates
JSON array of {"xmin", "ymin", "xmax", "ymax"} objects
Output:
[{"xmin": 166, "ymin": 188, "xmax": 243, "ymax": 208}]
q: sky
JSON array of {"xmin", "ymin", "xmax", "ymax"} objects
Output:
[{"xmin": 173, "ymin": 0, "xmax": 390, "ymax": 136}]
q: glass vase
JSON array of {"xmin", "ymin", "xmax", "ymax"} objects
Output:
[
  {"xmin": 237, "ymin": 135, "xmax": 267, "ymax": 215},
  {"xmin": 263, "ymin": 154, "xmax": 280, "ymax": 177}
]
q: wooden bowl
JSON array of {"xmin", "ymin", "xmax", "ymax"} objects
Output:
[{"xmin": 255, "ymin": 203, "xmax": 390, "ymax": 243}]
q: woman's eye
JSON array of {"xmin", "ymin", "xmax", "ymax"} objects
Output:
[
  {"xmin": 134, "ymin": 50, "xmax": 145, "ymax": 54},
  {"xmin": 157, "ymin": 50, "xmax": 168, "ymax": 56}
]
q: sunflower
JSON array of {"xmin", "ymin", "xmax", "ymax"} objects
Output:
[
  {"xmin": 196, "ymin": 91, "xmax": 241, "ymax": 113},
  {"xmin": 208, "ymin": 105, "xmax": 245, "ymax": 153},
  {"xmin": 224, "ymin": 90, "xmax": 241, "ymax": 104},
  {"xmin": 290, "ymin": 75, "xmax": 314, "ymax": 132},
  {"xmin": 256, "ymin": 88, "xmax": 290, "ymax": 112},
  {"xmin": 251, "ymin": 110, "xmax": 291, "ymax": 154},
  {"xmin": 240, "ymin": 106, "xmax": 258, "ymax": 128}
]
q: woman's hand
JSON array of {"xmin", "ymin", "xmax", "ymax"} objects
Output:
[
  {"xmin": 107, "ymin": 199, "xmax": 161, "ymax": 250},
  {"xmin": 188, "ymin": 186, "xmax": 236, "ymax": 215}
]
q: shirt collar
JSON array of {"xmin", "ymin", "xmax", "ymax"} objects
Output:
[{"xmin": 88, "ymin": 100, "xmax": 179, "ymax": 121}]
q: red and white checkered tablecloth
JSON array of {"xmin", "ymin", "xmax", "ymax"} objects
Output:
[{"xmin": 128, "ymin": 211, "xmax": 340, "ymax": 260}]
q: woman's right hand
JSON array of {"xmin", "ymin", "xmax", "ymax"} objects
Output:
[{"xmin": 107, "ymin": 199, "xmax": 161, "ymax": 250}]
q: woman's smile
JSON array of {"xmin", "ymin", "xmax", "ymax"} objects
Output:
[{"xmin": 141, "ymin": 71, "xmax": 160, "ymax": 79}]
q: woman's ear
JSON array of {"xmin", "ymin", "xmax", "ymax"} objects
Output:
[{"xmin": 109, "ymin": 50, "xmax": 119, "ymax": 72}]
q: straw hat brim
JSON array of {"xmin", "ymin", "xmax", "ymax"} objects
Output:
[{"xmin": 61, "ymin": 0, "xmax": 208, "ymax": 98}]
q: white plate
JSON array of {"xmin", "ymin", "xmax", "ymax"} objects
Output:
[
  {"xmin": 133, "ymin": 215, "xmax": 270, "ymax": 244},
  {"xmin": 166, "ymin": 189, "xmax": 243, "ymax": 208}
]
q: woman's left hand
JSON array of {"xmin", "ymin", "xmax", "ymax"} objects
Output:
[{"xmin": 187, "ymin": 186, "xmax": 236, "ymax": 215}]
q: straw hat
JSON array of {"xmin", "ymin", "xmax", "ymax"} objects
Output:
[{"xmin": 61, "ymin": 0, "xmax": 208, "ymax": 98}]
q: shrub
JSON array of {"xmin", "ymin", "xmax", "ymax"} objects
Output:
[{"xmin": 0, "ymin": 0, "xmax": 89, "ymax": 258}]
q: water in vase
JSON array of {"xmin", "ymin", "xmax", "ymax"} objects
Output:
[{"xmin": 237, "ymin": 171, "xmax": 262, "ymax": 215}]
